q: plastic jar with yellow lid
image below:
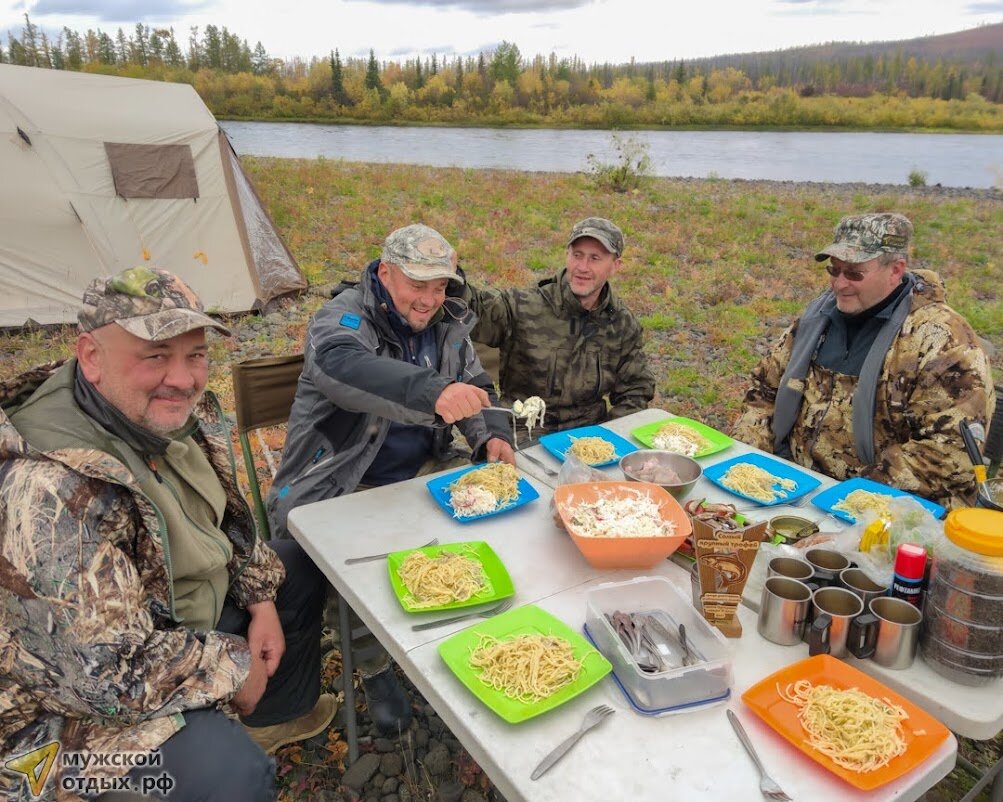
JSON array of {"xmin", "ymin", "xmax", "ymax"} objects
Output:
[{"xmin": 920, "ymin": 507, "xmax": 1003, "ymax": 686}]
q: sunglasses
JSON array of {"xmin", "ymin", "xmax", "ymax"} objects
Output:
[{"xmin": 824, "ymin": 263, "xmax": 869, "ymax": 281}]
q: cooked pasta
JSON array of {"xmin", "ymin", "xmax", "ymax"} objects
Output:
[
  {"xmin": 449, "ymin": 463, "xmax": 520, "ymax": 517},
  {"xmin": 652, "ymin": 422, "xmax": 710, "ymax": 456},
  {"xmin": 567, "ymin": 436, "xmax": 616, "ymax": 465},
  {"xmin": 721, "ymin": 462, "xmax": 795, "ymax": 503},
  {"xmin": 778, "ymin": 680, "xmax": 908, "ymax": 773},
  {"xmin": 833, "ymin": 489, "xmax": 892, "ymax": 520},
  {"xmin": 469, "ymin": 633, "xmax": 582, "ymax": 703},
  {"xmin": 397, "ymin": 549, "xmax": 487, "ymax": 608}
]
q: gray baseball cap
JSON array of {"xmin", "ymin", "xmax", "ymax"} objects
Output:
[
  {"xmin": 79, "ymin": 266, "xmax": 230, "ymax": 341},
  {"xmin": 567, "ymin": 217, "xmax": 624, "ymax": 257},
  {"xmin": 381, "ymin": 223, "xmax": 462, "ymax": 283},
  {"xmin": 814, "ymin": 213, "xmax": 913, "ymax": 264}
]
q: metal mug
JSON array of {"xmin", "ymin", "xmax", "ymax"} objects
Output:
[
  {"xmin": 809, "ymin": 586, "xmax": 864, "ymax": 658},
  {"xmin": 758, "ymin": 577, "xmax": 813, "ymax": 646},
  {"xmin": 838, "ymin": 567, "xmax": 887, "ymax": 607},
  {"xmin": 767, "ymin": 556, "xmax": 815, "ymax": 583},
  {"xmin": 804, "ymin": 548, "xmax": 852, "ymax": 587},
  {"xmin": 848, "ymin": 596, "xmax": 923, "ymax": 669}
]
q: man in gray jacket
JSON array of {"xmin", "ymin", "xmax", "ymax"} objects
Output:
[{"xmin": 268, "ymin": 223, "xmax": 514, "ymax": 733}]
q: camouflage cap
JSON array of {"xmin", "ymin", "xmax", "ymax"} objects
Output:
[
  {"xmin": 78, "ymin": 266, "xmax": 231, "ymax": 341},
  {"xmin": 567, "ymin": 217, "xmax": 624, "ymax": 257},
  {"xmin": 814, "ymin": 213, "xmax": 913, "ymax": 264},
  {"xmin": 381, "ymin": 224, "xmax": 462, "ymax": 284}
]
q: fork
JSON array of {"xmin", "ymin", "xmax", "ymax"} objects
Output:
[
  {"xmin": 344, "ymin": 538, "xmax": 438, "ymax": 565},
  {"xmin": 518, "ymin": 449, "xmax": 558, "ymax": 478},
  {"xmin": 727, "ymin": 710, "xmax": 793, "ymax": 801},
  {"xmin": 411, "ymin": 598, "xmax": 513, "ymax": 631},
  {"xmin": 530, "ymin": 704, "xmax": 615, "ymax": 780}
]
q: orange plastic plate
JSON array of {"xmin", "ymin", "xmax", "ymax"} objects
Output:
[{"xmin": 741, "ymin": 654, "xmax": 950, "ymax": 791}]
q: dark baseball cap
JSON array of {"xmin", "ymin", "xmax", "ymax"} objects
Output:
[{"xmin": 78, "ymin": 266, "xmax": 231, "ymax": 341}]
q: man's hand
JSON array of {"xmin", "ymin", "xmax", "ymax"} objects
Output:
[
  {"xmin": 435, "ymin": 382, "xmax": 489, "ymax": 424},
  {"xmin": 246, "ymin": 601, "xmax": 285, "ymax": 677},
  {"xmin": 485, "ymin": 437, "xmax": 516, "ymax": 465},
  {"xmin": 231, "ymin": 652, "xmax": 268, "ymax": 717}
]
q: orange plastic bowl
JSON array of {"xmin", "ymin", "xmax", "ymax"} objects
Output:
[{"xmin": 554, "ymin": 481, "xmax": 692, "ymax": 569}]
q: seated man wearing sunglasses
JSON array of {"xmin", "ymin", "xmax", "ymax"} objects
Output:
[{"xmin": 732, "ymin": 212, "xmax": 994, "ymax": 509}]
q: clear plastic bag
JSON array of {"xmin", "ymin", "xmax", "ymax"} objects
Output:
[{"xmin": 550, "ymin": 453, "xmax": 608, "ymax": 529}]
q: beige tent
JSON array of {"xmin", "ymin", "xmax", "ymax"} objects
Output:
[{"xmin": 0, "ymin": 64, "xmax": 306, "ymax": 326}]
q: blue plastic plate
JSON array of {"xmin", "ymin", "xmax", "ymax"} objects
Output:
[
  {"xmin": 538, "ymin": 425, "xmax": 639, "ymax": 468},
  {"xmin": 810, "ymin": 477, "xmax": 946, "ymax": 523},
  {"xmin": 703, "ymin": 453, "xmax": 822, "ymax": 506},
  {"xmin": 426, "ymin": 465, "xmax": 540, "ymax": 522}
]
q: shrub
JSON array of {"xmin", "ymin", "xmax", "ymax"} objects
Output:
[
  {"xmin": 908, "ymin": 168, "xmax": 928, "ymax": 187},
  {"xmin": 585, "ymin": 132, "xmax": 652, "ymax": 193}
]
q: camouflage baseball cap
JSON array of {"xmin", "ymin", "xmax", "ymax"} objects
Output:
[
  {"xmin": 814, "ymin": 213, "xmax": 913, "ymax": 264},
  {"xmin": 567, "ymin": 217, "xmax": 624, "ymax": 257},
  {"xmin": 381, "ymin": 224, "xmax": 462, "ymax": 283},
  {"xmin": 78, "ymin": 266, "xmax": 231, "ymax": 341}
]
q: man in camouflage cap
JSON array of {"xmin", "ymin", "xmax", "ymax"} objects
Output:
[
  {"xmin": 734, "ymin": 213, "xmax": 995, "ymax": 508},
  {"xmin": 268, "ymin": 223, "xmax": 515, "ymax": 735},
  {"xmin": 458, "ymin": 216, "xmax": 654, "ymax": 434},
  {"xmin": 0, "ymin": 266, "xmax": 335, "ymax": 801}
]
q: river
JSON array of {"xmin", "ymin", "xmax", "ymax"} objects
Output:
[{"xmin": 220, "ymin": 121, "xmax": 1003, "ymax": 188}]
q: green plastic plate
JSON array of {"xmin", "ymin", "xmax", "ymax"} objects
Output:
[
  {"xmin": 437, "ymin": 604, "xmax": 612, "ymax": 723},
  {"xmin": 387, "ymin": 541, "xmax": 515, "ymax": 614},
  {"xmin": 630, "ymin": 416, "xmax": 734, "ymax": 458}
]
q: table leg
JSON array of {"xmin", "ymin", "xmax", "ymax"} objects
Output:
[
  {"xmin": 956, "ymin": 753, "xmax": 1003, "ymax": 802},
  {"xmin": 339, "ymin": 598, "xmax": 359, "ymax": 764}
]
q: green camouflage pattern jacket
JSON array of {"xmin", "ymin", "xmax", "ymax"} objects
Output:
[
  {"xmin": 463, "ymin": 269, "xmax": 654, "ymax": 433},
  {"xmin": 732, "ymin": 270, "xmax": 995, "ymax": 509},
  {"xmin": 0, "ymin": 361, "xmax": 284, "ymax": 800}
]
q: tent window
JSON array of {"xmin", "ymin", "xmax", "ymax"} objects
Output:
[{"xmin": 105, "ymin": 142, "xmax": 199, "ymax": 199}]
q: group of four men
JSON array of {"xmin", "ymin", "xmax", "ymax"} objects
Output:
[{"xmin": 0, "ymin": 212, "xmax": 994, "ymax": 800}]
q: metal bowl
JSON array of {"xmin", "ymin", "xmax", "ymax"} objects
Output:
[{"xmin": 619, "ymin": 450, "xmax": 703, "ymax": 501}]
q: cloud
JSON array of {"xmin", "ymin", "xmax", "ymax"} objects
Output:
[
  {"xmin": 346, "ymin": 0, "xmax": 589, "ymax": 13},
  {"xmin": 29, "ymin": 0, "xmax": 211, "ymax": 22},
  {"xmin": 965, "ymin": 0, "xmax": 1003, "ymax": 10}
]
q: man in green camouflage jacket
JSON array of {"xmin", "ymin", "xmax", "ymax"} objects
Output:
[
  {"xmin": 0, "ymin": 268, "xmax": 333, "ymax": 801},
  {"xmin": 461, "ymin": 217, "xmax": 655, "ymax": 434},
  {"xmin": 733, "ymin": 213, "xmax": 995, "ymax": 509}
]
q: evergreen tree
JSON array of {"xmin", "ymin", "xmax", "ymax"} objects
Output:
[
  {"xmin": 115, "ymin": 28, "xmax": 129, "ymax": 64},
  {"xmin": 415, "ymin": 57, "xmax": 424, "ymax": 89},
  {"xmin": 455, "ymin": 56, "xmax": 464, "ymax": 90},
  {"xmin": 97, "ymin": 31, "xmax": 116, "ymax": 64},
  {"xmin": 164, "ymin": 28, "xmax": 183, "ymax": 67},
  {"xmin": 21, "ymin": 13, "xmax": 41, "ymax": 67},
  {"xmin": 329, "ymin": 48, "xmax": 348, "ymax": 103},
  {"xmin": 365, "ymin": 48, "xmax": 383, "ymax": 92},
  {"xmin": 490, "ymin": 41, "xmax": 521, "ymax": 83},
  {"xmin": 253, "ymin": 41, "xmax": 270, "ymax": 75},
  {"xmin": 430, "ymin": 53, "xmax": 437, "ymax": 75}
]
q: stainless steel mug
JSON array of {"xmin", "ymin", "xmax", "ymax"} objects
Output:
[
  {"xmin": 809, "ymin": 586, "xmax": 864, "ymax": 658},
  {"xmin": 758, "ymin": 577, "xmax": 813, "ymax": 646},
  {"xmin": 805, "ymin": 548, "xmax": 852, "ymax": 587},
  {"xmin": 767, "ymin": 556, "xmax": 815, "ymax": 583},
  {"xmin": 848, "ymin": 596, "xmax": 923, "ymax": 669},
  {"xmin": 839, "ymin": 567, "xmax": 887, "ymax": 607}
]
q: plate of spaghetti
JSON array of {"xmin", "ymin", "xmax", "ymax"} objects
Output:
[
  {"xmin": 630, "ymin": 416, "xmax": 734, "ymax": 458},
  {"xmin": 387, "ymin": 541, "xmax": 515, "ymax": 613},
  {"xmin": 810, "ymin": 477, "xmax": 945, "ymax": 524},
  {"xmin": 741, "ymin": 654, "xmax": 950, "ymax": 790},
  {"xmin": 438, "ymin": 604, "xmax": 612, "ymax": 723},
  {"xmin": 426, "ymin": 463, "xmax": 540, "ymax": 522},
  {"xmin": 538, "ymin": 425, "xmax": 638, "ymax": 468},
  {"xmin": 703, "ymin": 453, "xmax": 821, "ymax": 506}
]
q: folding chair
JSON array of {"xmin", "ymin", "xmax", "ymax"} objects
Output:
[
  {"xmin": 231, "ymin": 353, "xmax": 371, "ymax": 763},
  {"xmin": 231, "ymin": 354, "xmax": 305, "ymax": 539}
]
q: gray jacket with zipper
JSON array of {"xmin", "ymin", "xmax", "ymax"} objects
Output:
[{"xmin": 267, "ymin": 265, "xmax": 511, "ymax": 539}]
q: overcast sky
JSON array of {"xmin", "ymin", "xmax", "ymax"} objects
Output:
[{"xmin": 5, "ymin": 0, "xmax": 1002, "ymax": 65}]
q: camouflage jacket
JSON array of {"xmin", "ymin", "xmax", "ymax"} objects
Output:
[
  {"xmin": 463, "ymin": 269, "xmax": 655, "ymax": 433},
  {"xmin": 0, "ymin": 361, "xmax": 284, "ymax": 801},
  {"xmin": 732, "ymin": 270, "xmax": 995, "ymax": 509}
]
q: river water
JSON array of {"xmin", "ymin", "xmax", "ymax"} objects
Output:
[{"xmin": 220, "ymin": 121, "xmax": 1003, "ymax": 188}]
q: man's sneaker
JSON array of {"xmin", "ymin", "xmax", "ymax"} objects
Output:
[
  {"xmin": 361, "ymin": 664, "xmax": 412, "ymax": 736},
  {"xmin": 244, "ymin": 693, "xmax": 338, "ymax": 754}
]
